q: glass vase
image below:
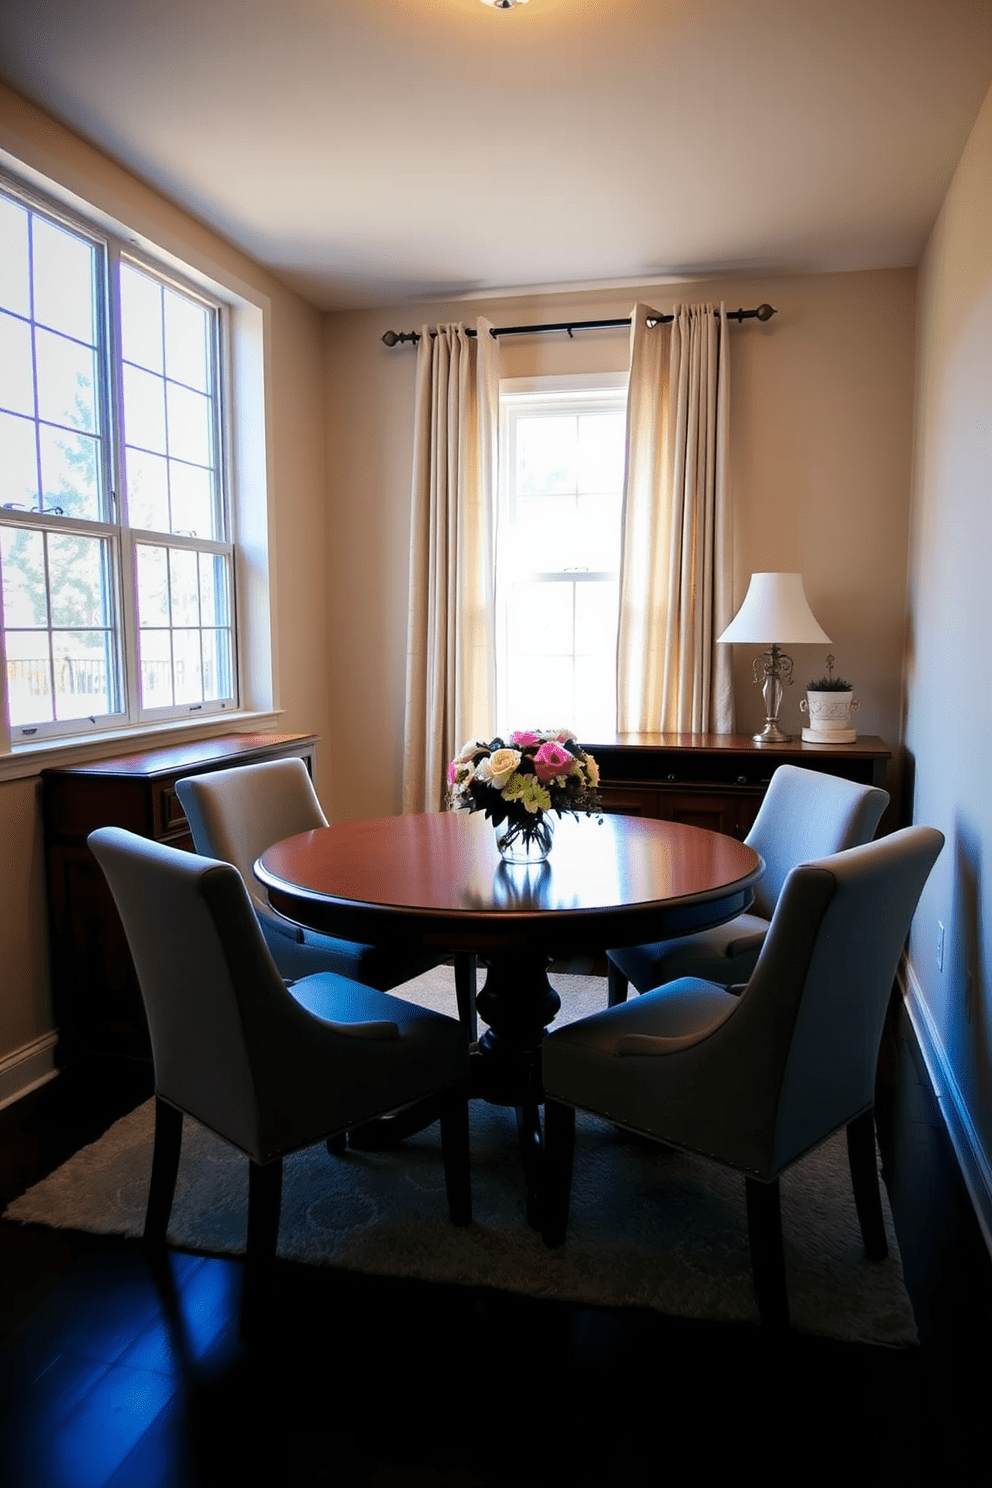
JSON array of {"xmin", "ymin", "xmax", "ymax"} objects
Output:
[{"xmin": 493, "ymin": 812, "xmax": 555, "ymax": 865}]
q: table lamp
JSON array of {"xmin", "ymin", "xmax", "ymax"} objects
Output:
[{"xmin": 718, "ymin": 572, "xmax": 831, "ymax": 744}]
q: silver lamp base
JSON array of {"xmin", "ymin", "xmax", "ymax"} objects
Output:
[
  {"xmin": 753, "ymin": 721, "xmax": 792, "ymax": 745},
  {"xmin": 751, "ymin": 647, "xmax": 794, "ymax": 745}
]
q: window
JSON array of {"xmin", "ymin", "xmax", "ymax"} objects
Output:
[
  {"xmin": 0, "ymin": 173, "xmax": 236, "ymax": 744},
  {"xmin": 496, "ymin": 376, "xmax": 627, "ymax": 739}
]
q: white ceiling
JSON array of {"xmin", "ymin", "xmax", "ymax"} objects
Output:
[{"xmin": 2, "ymin": 0, "xmax": 991, "ymax": 310}]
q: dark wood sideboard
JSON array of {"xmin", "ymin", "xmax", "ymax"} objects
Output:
[
  {"xmin": 43, "ymin": 731, "xmax": 318, "ymax": 1063},
  {"xmin": 582, "ymin": 733, "xmax": 892, "ymax": 840}
]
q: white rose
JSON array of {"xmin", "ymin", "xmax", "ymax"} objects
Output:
[{"xmin": 478, "ymin": 747, "xmax": 520, "ymax": 789}]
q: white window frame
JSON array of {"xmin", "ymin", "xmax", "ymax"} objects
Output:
[
  {"xmin": 496, "ymin": 372, "xmax": 628, "ymax": 739},
  {"xmin": 0, "ymin": 155, "xmax": 277, "ymax": 776}
]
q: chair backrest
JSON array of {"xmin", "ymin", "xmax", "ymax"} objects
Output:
[
  {"xmin": 88, "ymin": 824, "xmax": 296, "ymax": 1158},
  {"xmin": 745, "ymin": 764, "xmax": 889, "ymax": 920},
  {"xmin": 175, "ymin": 757, "xmax": 327, "ymax": 927},
  {"xmin": 712, "ymin": 825, "xmax": 943, "ymax": 1176}
]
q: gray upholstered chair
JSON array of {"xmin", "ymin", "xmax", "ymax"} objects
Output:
[
  {"xmin": 88, "ymin": 825, "xmax": 471, "ymax": 1288},
  {"xmin": 175, "ymin": 757, "xmax": 478, "ymax": 1039},
  {"xmin": 542, "ymin": 825, "xmax": 943, "ymax": 1329},
  {"xmin": 606, "ymin": 763, "xmax": 890, "ymax": 1006}
]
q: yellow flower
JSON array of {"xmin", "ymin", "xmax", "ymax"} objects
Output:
[{"xmin": 477, "ymin": 747, "xmax": 521, "ymax": 789}]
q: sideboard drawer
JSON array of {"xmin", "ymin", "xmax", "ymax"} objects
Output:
[{"xmin": 156, "ymin": 783, "xmax": 192, "ymax": 841}]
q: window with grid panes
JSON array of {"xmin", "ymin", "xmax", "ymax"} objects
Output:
[
  {"xmin": 496, "ymin": 377, "xmax": 627, "ymax": 740},
  {"xmin": 0, "ymin": 172, "xmax": 236, "ymax": 743}
]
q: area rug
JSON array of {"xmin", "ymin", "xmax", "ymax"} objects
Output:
[{"xmin": 4, "ymin": 967, "xmax": 917, "ymax": 1347}]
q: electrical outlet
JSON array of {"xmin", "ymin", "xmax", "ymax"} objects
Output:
[{"xmin": 937, "ymin": 921, "xmax": 945, "ymax": 972}]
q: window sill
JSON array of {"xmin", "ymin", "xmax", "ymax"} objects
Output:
[{"xmin": 0, "ymin": 711, "xmax": 284, "ymax": 782}]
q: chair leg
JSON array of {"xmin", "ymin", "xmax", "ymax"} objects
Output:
[
  {"xmin": 541, "ymin": 1098, "xmax": 576, "ymax": 1247},
  {"xmin": 247, "ymin": 1157, "xmax": 283, "ymax": 1264},
  {"xmin": 515, "ymin": 1101, "xmax": 543, "ymax": 1230},
  {"xmin": 847, "ymin": 1108, "xmax": 888, "ymax": 1261},
  {"xmin": 745, "ymin": 1176, "xmax": 790, "ymax": 1330},
  {"xmin": 144, "ymin": 1096, "xmax": 184, "ymax": 1248},
  {"xmin": 454, "ymin": 952, "xmax": 478, "ymax": 1042},
  {"xmin": 439, "ymin": 1089, "xmax": 472, "ymax": 1226},
  {"xmin": 607, "ymin": 961, "xmax": 630, "ymax": 1008},
  {"xmin": 243, "ymin": 1158, "xmax": 283, "ymax": 1339}
]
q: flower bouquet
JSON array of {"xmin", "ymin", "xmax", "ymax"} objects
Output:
[{"xmin": 447, "ymin": 729, "xmax": 601, "ymax": 863}]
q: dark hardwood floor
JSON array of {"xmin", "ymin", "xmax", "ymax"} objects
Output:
[{"xmin": 1, "ymin": 992, "xmax": 990, "ymax": 1488}]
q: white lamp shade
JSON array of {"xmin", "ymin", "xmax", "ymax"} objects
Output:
[{"xmin": 718, "ymin": 572, "xmax": 831, "ymax": 645}]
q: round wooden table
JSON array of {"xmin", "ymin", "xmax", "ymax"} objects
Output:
[{"xmin": 256, "ymin": 810, "xmax": 763, "ymax": 1222}]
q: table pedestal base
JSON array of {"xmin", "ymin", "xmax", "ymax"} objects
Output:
[
  {"xmin": 348, "ymin": 950, "xmax": 561, "ymax": 1227},
  {"xmin": 473, "ymin": 951, "xmax": 559, "ymax": 1099},
  {"xmin": 472, "ymin": 950, "xmax": 561, "ymax": 1227}
]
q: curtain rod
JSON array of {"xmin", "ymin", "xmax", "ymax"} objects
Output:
[{"xmin": 381, "ymin": 304, "xmax": 775, "ymax": 346}]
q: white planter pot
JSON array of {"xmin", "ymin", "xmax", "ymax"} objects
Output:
[{"xmin": 800, "ymin": 690, "xmax": 859, "ymax": 744}]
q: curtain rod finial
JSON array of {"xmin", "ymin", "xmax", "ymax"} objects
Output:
[{"xmin": 755, "ymin": 304, "xmax": 776, "ymax": 322}]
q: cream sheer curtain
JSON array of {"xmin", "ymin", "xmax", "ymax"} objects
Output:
[
  {"xmin": 616, "ymin": 302, "xmax": 734, "ymax": 734},
  {"xmin": 402, "ymin": 319, "xmax": 499, "ymax": 813}
]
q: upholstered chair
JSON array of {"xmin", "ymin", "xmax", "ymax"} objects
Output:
[
  {"xmin": 175, "ymin": 757, "xmax": 477, "ymax": 1038},
  {"xmin": 542, "ymin": 826, "xmax": 943, "ymax": 1329},
  {"xmin": 607, "ymin": 763, "xmax": 889, "ymax": 1006},
  {"xmin": 88, "ymin": 826, "xmax": 472, "ymax": 1296}
]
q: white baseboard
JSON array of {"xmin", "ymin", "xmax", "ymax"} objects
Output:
[
  {"xmin": 0, "ymin": 1031, "xmax": 59, "ymax": 1111},
  {"xmin": 901, "ymin": 956, "xmax": 992, "ymax": 1259}
]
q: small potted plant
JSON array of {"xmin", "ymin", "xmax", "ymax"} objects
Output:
[{"xmin": 800, "ymin": 656, "xmax": 859, "ymax": 743}]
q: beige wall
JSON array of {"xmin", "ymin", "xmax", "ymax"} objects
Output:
[
  {"xmin": 323, "ymin": 269, "xmax": 917, "ymax": 823},
  {"xmin": 0, "ymin": 85, "xmax": 331, "ymax": 1070},
  {"xmin": 904, "ymin": 81, "xmax": 992, "ymax": 1233}
]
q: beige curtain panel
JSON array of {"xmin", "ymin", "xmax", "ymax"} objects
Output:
[
  {"xmin": 402, "ymin": 320, "xmax": 499, "ymax": 814},
  {"xmin": 617, "ymin": 302, "xmax": 734, "ymax": 734}
]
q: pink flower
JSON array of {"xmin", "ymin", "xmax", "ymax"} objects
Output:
[
  {"xmin": 532, "ymin": 740, "xmax": 572, "ymax": 781},
  {"xmin": 510, "ymin": 731, "xmax": 540, "ymax": 747}
]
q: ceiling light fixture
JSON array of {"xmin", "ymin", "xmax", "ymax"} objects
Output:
[{"xmin": 480, "ymin": 0, "xmax": 529, "ymax": 9}]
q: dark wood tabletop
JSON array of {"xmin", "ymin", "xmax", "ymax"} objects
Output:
[{"xmin": 255, "ymin": 809, "xmax": 763, "ymax": 956}]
